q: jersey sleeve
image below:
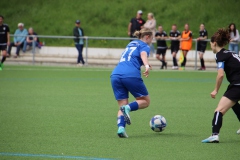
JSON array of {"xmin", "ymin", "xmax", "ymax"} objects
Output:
[
  {"xmin": 6, "ymin": 25, "xmax": 10, "ymax": 32},
  {"xmin": 189, "ymin": 32, "xmax": 192, "ymax": 37},
  {"xmin": 177, "ymin": 31, "xmax": 181, "ymax": 36},
  {"xmin": 216, "ymin": 53, "xmax": 228, "ymax": 69},
  {"xmin": 205, "ymin": 30, "xmax": 208, "ymax": 37},
  {"xmin": 164, "ymin": 32, "xmax": 167, "ymax": 37},
  {"xmin": 140, "ymin": 46, "xmax": 150, "ymax": 57}
]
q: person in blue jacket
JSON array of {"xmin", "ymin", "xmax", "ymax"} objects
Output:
[
  {"xmin": 7, "ymin": 23, "xmax": 28, "ymax": 58},
  {"xmin": 111, "ymin": 28, "xmax": 153, "ymax": 138}
]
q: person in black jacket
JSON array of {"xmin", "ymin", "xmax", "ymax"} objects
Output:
[{"xmin": 73, "ymin": 20, "xmax": 85, "ymax": 66}]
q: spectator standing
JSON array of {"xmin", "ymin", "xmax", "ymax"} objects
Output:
[
  {"xmin": 73, "ymin": 20, "xmax": 85, "ymax": 66},
  {"xmin": 169, "ymin": 24, "xmax": 181, "ymax": 69},
  {"xmin": 197, "ymin": 24, "xmax": 208, "ymax": 70},
  {"xmin": 155, "ymin": 25, "xmax": 168, "ymax": 69},
  {"xmin": 23, "ymin": 27, "xmax": 41, "ymax": 53},
  {"xmin": 180, "ymin": 23, "xmax": 192, "ymax": 70},
  {"xmin": 143, "ymin": 13, "xmax": 156, "ymax": 54},
  {"xmin": 128, "ymin": 10, "xmax": 145, "ymax": 41},
  {"xmin": 7, "ymin": 23, "xmax": 28, "ymax": 58},
  {"xmin": 0, "ymin": 15, "xmax": 10, "ymax": 70},
  {"xmin": 228, "ymin": 23, "xmax": 239, "ymax": 55}
]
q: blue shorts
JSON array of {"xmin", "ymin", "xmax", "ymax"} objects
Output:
[{"xmin": 111, "ymin": 76, "xmax": 149, "ymax": 100}]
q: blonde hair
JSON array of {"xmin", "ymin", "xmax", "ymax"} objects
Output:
[
  {"xmin": 133, "ymin": 28, "xmax": 153, "ymax": 39},
  {"xmin": 148, "ymin": 12, "xmax": 154, "ymax": 19}
]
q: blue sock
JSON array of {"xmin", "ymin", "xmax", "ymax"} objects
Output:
[
  {"xmin": 129, "ymin": 101, "xmax": 139, "ymax": 111},
  {"xmin": 117, "ymin": 115, "xmax": 126, "ymax": 128}
]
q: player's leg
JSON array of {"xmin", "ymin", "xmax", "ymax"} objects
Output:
[
  {"xmin": 155, "ymin": 52, "xmax": 161, "ymax": 61},
  {"xmin": 162, "ymin": 50, "xmax": 167, "ymax": 69},
  {"xmin": 232, "ymin": 103, "xmax": 240, "ymax": 122},
  {"xmin": 180, "ymin": 50, "xmax": 188, "ymax": 69},
  {"xmin": 0, "ymin": 46, "xmax": 7, "ymax": 70},
  {"xmin": 235, "ymin": 102, "xmax": 240, "ymax": 134},
  {"xmin": 198, "ymin": 51, "xmax": 205, "ymax": 70},
  {"xmin": 172, "ymin": 51, "xmax": 178, "ymax": 69},
  {"xmin": 120, "ymin": 78, "xmax": 150, "ymax": 125},
  {"xmin": 135, "ymin": 96, "xmax": 150, "ymax": 109},
  {"xmin": 156, "ymin": 49, "xmax": 164, "ymax": 69},
  {"xmin": 117, "ymin": 99, "xmax": 129, "ymax": 138},
  {"xmin": 202, "ymin": 96, "xmax": 235, "ymax": 143},
  {"xmin": 111, "ymin": 76, "xmax": 129, "ymax": 138}
]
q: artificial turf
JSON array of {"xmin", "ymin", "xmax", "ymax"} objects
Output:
[{"xmin": 0, "ymin": 65, "xmax": 239, "ymax": 160}]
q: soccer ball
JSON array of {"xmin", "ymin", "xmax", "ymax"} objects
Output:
[{"xmin": 149, "ymin": 115, "xmax": 167, "ymax": 132}]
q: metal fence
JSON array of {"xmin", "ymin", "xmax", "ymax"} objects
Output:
[{"xmin": 10, "ymin": 34, "xmax": 213, "ymax": 69}]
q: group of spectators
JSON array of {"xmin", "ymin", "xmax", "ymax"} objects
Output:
[
  {"xmin": 1, "ymin": 12, "xmax": 239, "ymax": 70},
  {"xmin": 128, "ymin": 10, "xmax": 240, "ymax": 70},
  {"xmin": 6, "ymin": 22, "xmax": 41, "ymax": 58},
  {"xmin": 0, "ymin": 15, "xmax": 43, "ymax": 70}
]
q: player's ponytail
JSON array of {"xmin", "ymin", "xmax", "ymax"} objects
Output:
[
  {"xmin": 133, "ymin": 28, "xmax": 152, "ymax": 39},
  {"xmin": 211, "ymin": 28, "xmax": 230, "ymax": 47}
]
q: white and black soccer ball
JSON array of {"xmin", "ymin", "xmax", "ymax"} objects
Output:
[{"xmin": 149, "ymin": 115, "xmax": 167, "ymax": 132}]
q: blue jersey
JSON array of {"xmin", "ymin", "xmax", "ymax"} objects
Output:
[{"xmin": 111, "ymin": 40, "xmax": 150, "ymax": 78}]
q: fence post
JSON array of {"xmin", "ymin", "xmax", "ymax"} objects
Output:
[
  {"xmin": 85, "ymin": 37, "xmax": 88, "ymax": 65},
  {"xmin": 32, "ymin": 40, "xmax": 35, "ymax": 65},
  {"xmin": 194, "ymin": 40, "xmax": 198, "ymax": 70}
]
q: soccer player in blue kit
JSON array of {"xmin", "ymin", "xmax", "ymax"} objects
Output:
[{"xmin": 111, "ymin": 28, "xmax": 153, "ymax": 138}]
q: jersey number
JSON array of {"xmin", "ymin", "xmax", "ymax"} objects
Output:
[{"xmin": 120, "ymin": 47, "xmax": 137, "ymax": 62}]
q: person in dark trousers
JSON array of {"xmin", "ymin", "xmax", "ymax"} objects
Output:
[
  {"xmin": 73, "ymin": 20, "xmax": 85, "ymax": 66},
  {"xmin": 23, "ymin": 27, "xmax": 41, "ymax": 53},
  {"xmin": 7, "ymin": 23, "xmax": 28, "ymax": 58},
  {"xmin": 169, "ymin": 24, "xmax": 181, "ymax": 69},
  {"xmin": 128, "ymin": 10, "xmax": 145, "ymax": 41},
  {"xmin": 197, "ymin": 24, "xmax": 208, "ymax": 70},
  {"xmin": 0, "ymin": 15, "xmax": 10, "ymax": 70},
  {"xmin": 155, "ymin": 25, "xmax": 168, "ymax": 69}
]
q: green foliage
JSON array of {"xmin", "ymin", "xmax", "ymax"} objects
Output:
[
  {"xmin": 0, "ymin": 65, "xmax": 239, "ymax": 160},
  {"xmin": 1, "ymin": 0, "xmax": 240, "ymax": 48}
]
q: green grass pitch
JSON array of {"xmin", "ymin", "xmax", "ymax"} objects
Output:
[{"xmin": 0, "ymin": 65, "xmax": 239, "ymax": 160}]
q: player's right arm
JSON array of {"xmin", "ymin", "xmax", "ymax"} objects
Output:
[{"xmin": 140, "ymin": 51, "xmax": 151, "ymax": 78}]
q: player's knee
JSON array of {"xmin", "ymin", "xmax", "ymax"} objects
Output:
[{"xmin": 2, "ymin": 51, "xmax": 7, "ymax": 57}]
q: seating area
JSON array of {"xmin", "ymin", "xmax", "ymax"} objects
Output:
[{"xmin": 5, "ymin": 46, "xmax": 217, "ymax": 69}]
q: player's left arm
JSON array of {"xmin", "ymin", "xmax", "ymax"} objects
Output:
[
  {"xmin": 211, "ymin": 63, "xmax": 225, "ymax": 99},
  {"xmin": 140, "ymin": 51, "xmax": 151, "ymax": 78}
]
